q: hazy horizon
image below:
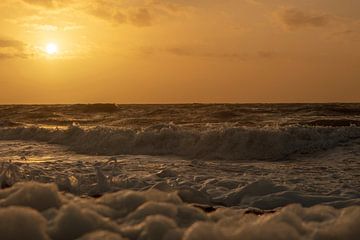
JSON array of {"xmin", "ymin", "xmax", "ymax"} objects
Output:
[{"xmin": 1, "ymin": 101, "xmax": 360, "ymax": 105}]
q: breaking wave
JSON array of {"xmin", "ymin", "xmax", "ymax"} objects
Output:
[{"xmin": 0, "ymin": 124, "xmax": 360, "ymax": 160}]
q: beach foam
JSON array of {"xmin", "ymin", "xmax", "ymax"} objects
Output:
[{"xmin": 0, "ymin": 182, "xmax": 359, "ymax": 240}]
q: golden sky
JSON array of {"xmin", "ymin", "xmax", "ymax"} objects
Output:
[{"xmin": 0, "ymin": 0, "xmax": 359, "ymax": 103}]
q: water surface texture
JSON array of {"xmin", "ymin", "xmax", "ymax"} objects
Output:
[{"xmin": 0, "ymin": 104, "xmax": 359, "ymax": 240}]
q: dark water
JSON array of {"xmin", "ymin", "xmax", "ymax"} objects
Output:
[{"xmin": 1, "ymin": 103, "xmax": 360, "ymax": 128}]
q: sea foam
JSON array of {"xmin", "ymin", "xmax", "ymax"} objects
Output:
[{"xmin": 0, "ymin": 182, "xmax": 359, "ymax": 240}]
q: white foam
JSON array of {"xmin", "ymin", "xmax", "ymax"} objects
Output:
[
  {"xmin": 0, "ymin": 206, "xmax": 49, "ymax": 240},
  {"xmin": 0, "ymin": 182, "xmax": 61, "ymax": 211},
  {"xmin": 0, "ymin": 182, "xmax": 359, "ymax": 240}
]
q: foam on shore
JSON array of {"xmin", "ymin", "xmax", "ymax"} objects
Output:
[{"xmin": 0, "ymin": 182, "xmax": 359, "ymax": 240}]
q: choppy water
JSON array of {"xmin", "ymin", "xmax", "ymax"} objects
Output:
[
  {"xmin": 0, "ymin": 103, "xmax": 360, "ymax": 160},
  {"xmin": 0, "ymin": 104, "xmax": 359, "ymax": 240}
]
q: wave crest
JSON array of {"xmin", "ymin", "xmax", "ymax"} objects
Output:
[{"xmin": 0, "ymin": 124, "xmax": 359, "ymax": 160}]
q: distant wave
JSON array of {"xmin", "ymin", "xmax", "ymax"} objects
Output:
[
  {"xmin": 0, "ymin": 120, "xmax": 22, "ymax": 127},
  {"xmin": 300, "ymin": 119, "xmax": 360, "ymax": 127},
  {"xmin": 1, "ymin": 124, "xmax": 360, "ymax": 161},
  {"xmin": 71, "ymin": 103, "xmax": 119, "ymax": 113},
  {"xmin": 315, "ymin": 104, "xmax": 360, "ymax": 115},
  {"xmin": 210, "ymin": 110, "xmax": 239, "ymax": 119}
]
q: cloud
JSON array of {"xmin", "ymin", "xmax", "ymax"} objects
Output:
[
  {"xmin": 21, "ymin": 0, "xmax": 72, "ymax": 9},
  {"xmin": 86, "ymin": 1, "xmax": 152, "ymax": 26},
  {"xmin": 0, "ymin": 37, "xmax": 30, "ymax": 60},
  {"xmin": 141, "ymin": 45, "xmax": 277, "ymax": 61},
  {"xmin": 129, "ymin": 8, "xmax": 153, "ymax": 27},
  {"xmin": 0, "ymin": 38, "xmax": 25, "ymax": 50},
  {"xmin": 257, "ymin": 51, "xmax": 276, "ymax": 59},
  {"xmin": 19, "ymin": 0, "xmax": 190, "ymax": 27},
  {"xmin": 275, "ymin": 7, "xmax": 333, "ymax": 30},
  {"xmin": 332, "ymin": 20, "xmax": 360, "ymax": 41},
  {"xmin": 332, "ymin": 29, "xmax": 360, "ymax": 42},
  {"xmin": 86, "ymin": 0, "xmax": 188, "ymax": 27},
  {"xmin": 166, "ymin": 46, "xmax": 248, "ymax": 60},
  {"xmin": 87, "ymin": 2, "xmax": 154, "ymax": 26},
  {"xmin": 333, "ymin": 30, "xmax": 357, "ymax": 36}
]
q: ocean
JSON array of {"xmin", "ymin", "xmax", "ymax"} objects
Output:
[
  {"xmin": 1, "ymin": 103, "xmax": 360, "ymax": 159},
  {"xmin": 0, "ymin": 103, "xmax": 359, "ymax": 239}
]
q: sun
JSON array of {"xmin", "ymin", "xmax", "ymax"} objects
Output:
[{"xmin": 45, "ymin": 43, "xmax": 58, "ymax": 55}]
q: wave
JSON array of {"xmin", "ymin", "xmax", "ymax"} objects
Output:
[
  {"xmin": 315, "ymin": 104, "xmax": 360, "ymax": 115},
  {"xmin": 0, "ymin": 124, "xmax": 360, "ymax": 160},
  {"xmin": 0, "ymin": 120, "xmax": 22, "ymax": 127},
  {"xmin": 301, "ymin": 119, "xmax": 360, "ymax": 127},
  {"xmin": 210, "ymin": 110, "xmax": 239, "ymax": 119},
  {"xmin": 70, "ymin": 104, "xmax": 119, "ymax": 113}
]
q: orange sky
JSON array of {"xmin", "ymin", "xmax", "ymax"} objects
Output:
[{"xmin": 0, "ymin": 0, "xmax": 359, "ymax": 103}]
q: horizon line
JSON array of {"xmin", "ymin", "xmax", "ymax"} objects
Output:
[{"xmin": 0, "ymin": 101, "xmax": 360, "ymax": 105}]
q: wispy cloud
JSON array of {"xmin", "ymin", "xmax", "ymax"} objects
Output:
[
  {"xmin": 275, "ymin": 7, "xmax": 334, "ymax": 30},
  {"xmin": 129, "ymin": 7, "xmax": 153, "ymax": 27},
  {"xmin": 141, "ymin": 45, "xmax": 277, "ymax": 61},
  {"xmin": 20, "ymin": 0, "xmax": 189, "ymax": 27},
  {"xmin": 331, "ymin": 27, "xmax": 360, "ymax": 42},
  {"xmin": 86, "ymin": 0, "xmax": 188, "ymax": 27},
  {"xmin": 166, "ymin": 46, "xmax": 248, "ymax": 61},
  {"xmin": 0, "ymin": 38, "xmax": 25, "ymax": 50},
  {"xmin": 21, "ymin": 0, "xmax": 73, "ymax": 9},
  {"xmin": 87, "ymin": 2, "xmax": 155, "ymax": 27},
  {"xmin": 0, "ymin": 37, "xmax": 30, "ymax": 60}
]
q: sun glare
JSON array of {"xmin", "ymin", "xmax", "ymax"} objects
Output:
[{"xmin": 45, "ymin": 43, "xmax": 58, "ymax": 55}]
